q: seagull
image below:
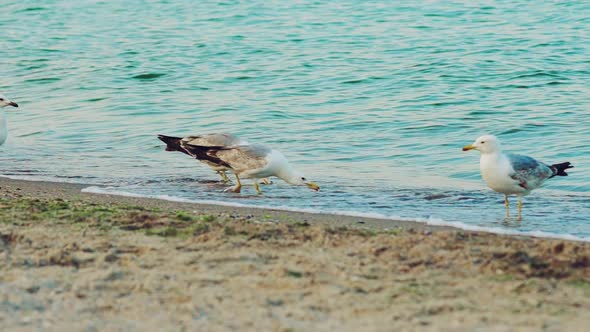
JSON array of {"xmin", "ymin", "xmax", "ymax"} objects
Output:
[
  {"xmin": 181, "ymin": 142, "xmax": 320, "ymax": 194},
  {"xmin": 158, "ymin": 133, "xmax": 244, "ymax": 182},
  {"xmin": 0, "ymin": 94, "xmax": 19, "ymax": 146},
  {"xmin": 463, "ymin": 135, "xmax": 573, "ymax": 220}
]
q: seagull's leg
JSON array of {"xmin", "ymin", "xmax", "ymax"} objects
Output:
[
  {"xmin": 254, "ymin": 181, "xmax": 263, "ymax": 195},
  {"xmin": 218, "ymin": 171, "xmax": 230, "ymax": 183},
  {"xmin": 261, "ymin": 178, "xmax": 273, "ymax": 185},
  {"xmin": 234, "ymin": 174, "xmax": 242, "ymax": 193},
  {"xmin": 517, "ymin": 195, "xmax": 523, "ymax": 221},
  {"xmin": 504, "ymin": 194, "xmax": 510, "ymax": 219},
  {"xmin": 224, "ymin": 174, "xmax": 242, "ymax": 193}
]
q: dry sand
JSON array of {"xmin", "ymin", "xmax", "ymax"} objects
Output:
[{"xmin": 0, "ymin": 177, "xmax": 589, "ymax": 331}]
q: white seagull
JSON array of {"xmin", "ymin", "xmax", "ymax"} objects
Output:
[
  {"xmin": 181, "ymin": 142, "xmax": 320, "ymax": 194},
  {"xmin": 463, "ymin": 135, "xmax": 573, "ymax": 220},
  {"xmin": 0, "ymin": 94, "xmax": 19, "ymax": 146}
]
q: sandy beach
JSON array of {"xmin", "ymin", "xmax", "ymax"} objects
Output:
[{"xmin": 0, "ymin": 176, "xmax": 589, "ymax": 331}]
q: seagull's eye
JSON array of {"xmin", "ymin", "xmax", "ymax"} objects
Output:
[
  {"xmin": 301, "ymin": 177, "xmax": 306, "ymax": 181},
  {"xmin": 0, "ymin": 98, "xmax": 4, "ymax": 101},
  {"xmin": 481, "ymin": 141, "xmax": 485, "ymax": 144}
]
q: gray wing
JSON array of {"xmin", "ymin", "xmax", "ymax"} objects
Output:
[
  {"xmin": 507, "ymin": 153, "xmax": 553, "ymax": 190},
  {"xmin": 212, "ymin": 144, "xmax": 272, "ymax": 173},
  {"xmin": 181, "ymin": 133, "xmax": 242, "ymax": 147}
]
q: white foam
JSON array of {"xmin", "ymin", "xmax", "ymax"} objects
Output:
[
  {"xmin": 0, "ymin": 173, "xmax": 95, "ymax": 185},
  {"xmin": 81, "ymin": 186, "xmax": 589, "ymax": 243},
  {"xmin": 1, "ymin": 174, "xmax": 48, "ymax": 182}
]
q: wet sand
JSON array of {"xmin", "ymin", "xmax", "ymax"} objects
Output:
[{"xmin": 0, "ymin": 177, "xmax": 589, "ymax": 331}]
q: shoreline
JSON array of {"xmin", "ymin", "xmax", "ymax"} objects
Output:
[
  {"xmin": 1, "ymin": 176, "xmax": 586, "ymax": 242},
  {"xmin": 0, "ymin": 176, "xmax": 452, "ymax": 232}
]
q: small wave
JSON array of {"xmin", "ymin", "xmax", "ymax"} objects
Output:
[
  {"xmin": 17, "ymin": 130, "xmax": 50, "ymax": 138},
  {"xmin": 546, "ymin": 81, "xmax": 566, "ymax": 86},
  {"xmin": 24, "ymin": 77, "xmax": 61, "ymax": 83},
  {"xmin": 17, "ymin": 7, "xmax": 46, "ymax": 12},
  {"xmin": 341, "ymin": 76, "xmax": 387, "ymax": 84},
  {"xmin": 0, "ymin": 174, "xmax": 96, "ymax": 185},
  {"xmin": 85, "ymin": 97, "xmax": 109, "ymax": 102},
  {"xmin": 81, "ymin": 186, "xmax": 589, "ymax": 243},
  {"xmin": 131, "ymin": 73, "xmax": 166, "ymax": 80},
  {"xmin": 510, "ymin": 71, "xmax": 563, "ymax": 79},
  {"xmin": 0, "ymin": 174, "xmax": 48, "ymax": 181}
]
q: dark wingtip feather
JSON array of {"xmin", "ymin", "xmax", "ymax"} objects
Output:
[
  {"xmin": 551, "ymin": 162, "xmax": 573, "ymax": 177},
  {"xmin": 157, "ymin": 134, "xmax": 181, "ymax": 142},
  {"xmin": 157, "ymin": 134, "xmax": 189, "ymax": 155}
]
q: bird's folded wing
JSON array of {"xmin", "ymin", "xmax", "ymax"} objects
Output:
[
  {"xmin": 181, "ymin": 133, "xmax": 240, "ymax": 147},
  {"xmin": 212, "ymin": 145, "xmax": 272, "ymax": 171},
  {"xmin": 507, "ymin": 153, "xmax": 553, "ymax": 187}
]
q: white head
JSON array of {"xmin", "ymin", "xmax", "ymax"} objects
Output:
[
  {"xmin": 462, "ymin": 134, "xmax": 502, "ymax": 154},
  {"xmin": 0, "ymin": 94, "xmax": 18, "ymax": 108},
  {"xmin": 270, "ymin": 149, "xmax": 320, "ymax": 191},
  {"xmin": 283, "ymin": 169, "xmax": 320, "ymax": 191}
]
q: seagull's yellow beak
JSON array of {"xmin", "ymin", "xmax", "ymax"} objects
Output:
[
  {"xmin": 306, "ymin": 182, "xmax": 320, "ymax": 192},
  {"xmin": 462, "ymin": 144, "xmax": 475, "ymax": 151}
]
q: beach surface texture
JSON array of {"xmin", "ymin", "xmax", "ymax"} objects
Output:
[{"xmin": 0, "ymin": 177, "xmax": 589, "ymax": 331}]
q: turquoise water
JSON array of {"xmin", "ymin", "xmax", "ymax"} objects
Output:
[{"xmin": 1, "ymin": 0, "xmax": 589, "ymax": 239}]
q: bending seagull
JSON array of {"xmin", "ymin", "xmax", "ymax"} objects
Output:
[
  {"xmin": 182, "ymin": 143, "xmax": 320, "ymax": 194},
  {"xmin": 158, "ymin": 133, "xmax": 248, "ymax": 182},
  {"xmin": 463, "ymin": 135, "xmax": 573, "ymax": 220},
  {"xmin": 0, "ymin": 94, "xmax": 19, "ymax": 146}
]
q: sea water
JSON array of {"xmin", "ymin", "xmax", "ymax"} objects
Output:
[{"xmin": 1, "ymin": 1, "xmax": 589, "ymax": 240}]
